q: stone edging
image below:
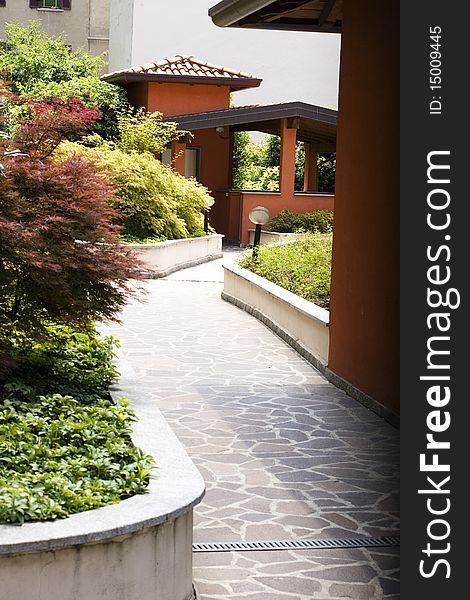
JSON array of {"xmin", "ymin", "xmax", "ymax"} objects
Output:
[
  {"xmin": 0, "ymin": 349, "xmax": 205, "ymax": 556},
  {"xmin": 222, "ymin": 264, "xmax": 399, "ymax": 428},
  {"xmin": 128, "ymin": 234, "xmax": 224, "ymax": 279},
  {"xmin": 142, "ymin": 252, "xmax": 223, "ymax": 278}
]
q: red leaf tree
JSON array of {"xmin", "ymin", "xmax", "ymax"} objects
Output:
[{"xmin": 0, "ymin": 84, "xmax": 142, "ymax": 373}]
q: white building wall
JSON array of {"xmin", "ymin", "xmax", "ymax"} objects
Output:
[
  {"xmin": 108, "ymin": 0, "xmax": 134, "ymax": 72},
  {"xmin": 0, "ymin": 1, "xmax": 110, "ymax": 63},
  {"xmin": 107, "ymin": 0, "xmax": 340, "ymax": 110}
]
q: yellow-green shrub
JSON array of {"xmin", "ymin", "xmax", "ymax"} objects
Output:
[{"xmin": 56, "ymin": 141, "xmax": 212, "ymax": 240}]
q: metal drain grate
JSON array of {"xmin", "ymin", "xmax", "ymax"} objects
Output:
[{"xmin": 193, "ymin": 536, "xmax": 400, "ymax": 553}]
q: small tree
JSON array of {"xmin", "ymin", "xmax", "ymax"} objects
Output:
[
  {"xmin": 0, "ymin": 86, "xmax": 142, "ymax": 374},
  {"xmin": 0, "ymin": 22, "xmax": 127, "ymax": 139}
]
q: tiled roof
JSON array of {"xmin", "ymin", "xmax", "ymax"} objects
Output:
[
  {"xmin": 102, "ymin": 55, "xmax": 262, "ymax": 89},
  {"xmin": 129, "ymin": 55, "xmax": 255, "ymax": 79}
]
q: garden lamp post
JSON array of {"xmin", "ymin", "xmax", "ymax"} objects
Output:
[
  {"xmin": 248, "ymin": 206, "xmax": 270, "ymax": 257},
  {"xmin": 204, "ymin": 196, "xmax": 215, "ymax": 233}
]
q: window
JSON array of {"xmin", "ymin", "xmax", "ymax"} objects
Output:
[
  {"xmin": 160, "ymin": 147, "xmax": 201, "ymax": 181},
  {"xmin": 31, "ymin": 1, "xmax": 71, "ymax": 9},
  {"xmin": 38, "ymin": 1, "xmax": 62, "ymax": 8},
  {"xmin": 185, "ymin": 148, "xmax": 201, "ymax": 181},
  {"xmin": 0, "ymin": 1, "xmax": 6, "ymax": 8},
  {"xmin": 161, "ymin": 148, "xmax": 172, "ymax": 167}
]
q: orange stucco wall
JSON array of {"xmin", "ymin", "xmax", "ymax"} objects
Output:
[
  {"xmin": 146, "ymin": 82, "xmax": 230, "ymax": 116},
  {"xmin": 239, "ymin": 192, "xmax": 334, "ymax": 245},
  {"xmin": 328, "ymin": 0, "xmax": 399, "ymax": 413},
  {"xmin": 188, "ymin": 129, "xmax": 231, "ymax": 195}
]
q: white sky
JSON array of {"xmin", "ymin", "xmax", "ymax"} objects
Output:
[{"xmin": 132, "ymin": 0, "xmax": 341, "ymax": 110}]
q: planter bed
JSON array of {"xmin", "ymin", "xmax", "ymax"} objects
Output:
[
  {"xmin": 129, "ymin": 233, "xmax": 223, "ymax": 278},
  {"xmin": 0, "ymin": 351, "xmax": 205, "ymax": 600},
  {"xmin": 222, "ymin": 263, "xmax": 329, "ymax": 370}
]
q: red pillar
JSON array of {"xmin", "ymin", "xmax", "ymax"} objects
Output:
[
  {"xmin": 279, "ymin": 119, "xmax": 296, "ymax": 197},
  {"xmin": 328, "ymin": 0, "xmax": 399, "ymax": 414},
  {"xmin": 303, "ymin": 143, "xmax": 318, "ymax": 192},
  {"xmin": 171, "ymin": 140, "xmax": 186, "ymax": 176}
]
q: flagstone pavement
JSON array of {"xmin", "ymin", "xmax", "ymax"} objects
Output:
[{"xmin": 107, "ymin": 251, "xmax": 400, "ymax": 600}]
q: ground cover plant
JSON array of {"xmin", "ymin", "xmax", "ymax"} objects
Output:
[
  {"xmin": 266, "ymin": 209, "xmax": 333, "ymax": 234},
  {"xmin": 0, "ymin": 325, "xmax": 154, "ymax": 525},
  {"xmin": 238, "ymin": 232, "xmax": 332, "ymax": 308}
]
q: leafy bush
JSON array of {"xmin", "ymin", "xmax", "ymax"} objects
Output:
[
  {"xmin": 0, "ymin": 395, "xmax": 153, "ymax": 524},
  {"xmin": 267, "ymin": 209, "xmax": 333, "ymax": 234},
  {"xmin": 238, "ymin": 232, "xmax": 332, "ymax": 308},
  {"xmin": 0, "ymin": 22, "xmax": 126, "ymax": 139},
  {"xmin": 0, "ymin": 326, "xmax": 154, "ymax": 524},
  {"xmin": 4, "ymin": 324, "xmax": 119, "ymax": 400},
  {"xmin": 0, "ymin": 84, "xmax": 142, "ymax": 374},
  {"xmin": 31, "ymin": 77, "xmax": 127, "ymax": 141},
  {"xmin": 116, "ymin": 107, "xmax": 185, "ymax": 155},
  {"xmin": 56, "ymin": 141, "xmax": 211, "ymax": 241},
  {"xmin": 232, "ymin": 132, "xmax": 335, "ymax": 192}
]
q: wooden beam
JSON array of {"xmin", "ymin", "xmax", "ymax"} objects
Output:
[
  {"xmin": 287, "ymin": 116, "xmax": 301, "ymax": 129},
  {"xmin": 318, "ymin": 0, "xmax": 337, "ymax": 27}
]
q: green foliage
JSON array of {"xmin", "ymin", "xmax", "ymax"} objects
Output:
[
  {"xmin": 56, "ymin": 141, "xmax": 211, "ymax": 241},
  {"xmin": 0, "ymin": 23, "xmax": 105, "ymax": 92},
  {"xmin": 238, "ymin": 232, "xmax": 332, "ymax": 308},
  {"xmin": 116, "ymin": 107, "xmax": 185, "ymax": 155},
  {"xmin": 267, "ymin": 209, "xmax": 333, "ymax": 234},
  {"xmin": 0, "ymin": 325, "xmax": 154, "ymax": 524},
  {"xmin": 4, "ymin": 324, "xmax": 119, "ymax": 401},
  {"xmin": 317, "ymin": 153, "xmax": 336, "ymax": 193},
  {"xmin": 232, "ymin": 131, "xmax": 279, "ymax": 190},
  {"xmin": 232, "ymin": 132, "xmax": 336, "ymax": 192},
  {"xmin": 30, "ymin": 77, "xmax": 127, "ymax": 140},
  {"xmin": 0, "ymin": 394, "xmax": 154, "ymax": 524},
  {"xmin": 0, "ymin": 23, "xmax": 126, "ymax": 139}
]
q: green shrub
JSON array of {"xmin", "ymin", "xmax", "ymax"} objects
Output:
[
  {"xmin": 116, "ymin": 107, "xmax": 184, "ymax": 155},
  {"xmin": 4, "ymin": 324, "xmax": 119, "ymax": 401},
  {"xmin": 238, "ymin": 232, "xmax": 332, "ymax": 308},
  {"xmin": 0, "ymin": 23, "xmax": 126, "ymax": 139},
  {"xmin": 267, "ymin": 209, "xmax": 333, "ymax": 234},
  {"xmin": 56, "ymin": 141, "xmax": 211, "ymax": 241},
  {"xmin": 0, "ymin": 394, "xmax": 153, "ymax": 524},
  {"xmin": 0, "ymin": 325, "xmax": 155, "ymax": 524}
]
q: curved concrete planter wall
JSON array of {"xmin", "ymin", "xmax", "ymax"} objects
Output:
[
  {"xmin": 0, "ymin": 356, "xmax": 205, "ymax": 600},
  {"xmin": 129, "ymin": 233, "xmax": 223, "ymax": 278},
  {"xmin": 248, "ymin": 230, "xmax": 306, "ymax": 246},
  {"xmin": 222, "ymin": 263, "xmax": 330, "ymax": 371}
]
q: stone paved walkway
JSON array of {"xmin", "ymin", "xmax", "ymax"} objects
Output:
[{"xmin": 107, "ymin": 252, "xmax": 400, "ymax": 599}]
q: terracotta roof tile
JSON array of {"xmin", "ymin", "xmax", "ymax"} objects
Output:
[{"xmin": 105, "ymin": 54, "xmax": 259, "ymax": 82}]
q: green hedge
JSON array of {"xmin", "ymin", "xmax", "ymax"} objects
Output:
[
  {"xmin": 238, "ymin": 232, "xmax": 332, "ymax": 308},
  {"xmin": 267, "ymin": 209, "xmax": 333, "ymax": 234}
]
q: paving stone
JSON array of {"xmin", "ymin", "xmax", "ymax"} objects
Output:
[{"xmin": 107, "ymin": 254, "xmax": 400, "ymax": 600}]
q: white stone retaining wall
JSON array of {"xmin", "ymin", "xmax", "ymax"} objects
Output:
[
  {"xmin": 129, "ymin": 234, "xmax": 223, "ymax": 278},
  {"xmin": 222, "ymin": 264, "xmax": 330, "ymax": 369},
  {"xmin": 247, "ymin": 230, "xmax": 306, "ymax": 245},
  {"xmin": 0, "ymin": 354, "xmax": 205, "ymax": 600}
]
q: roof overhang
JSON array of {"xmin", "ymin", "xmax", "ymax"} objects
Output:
[
  {"xmin": 101, "ymin": 72, "xmax": 262, "ymax": 91},
  {"xmin": 164, "ymin": 101, "xmax": 337, "ymax": 151},
  {"xmin": 209, "ymin": 0, "xmax": 342, "ymax": 33}
]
